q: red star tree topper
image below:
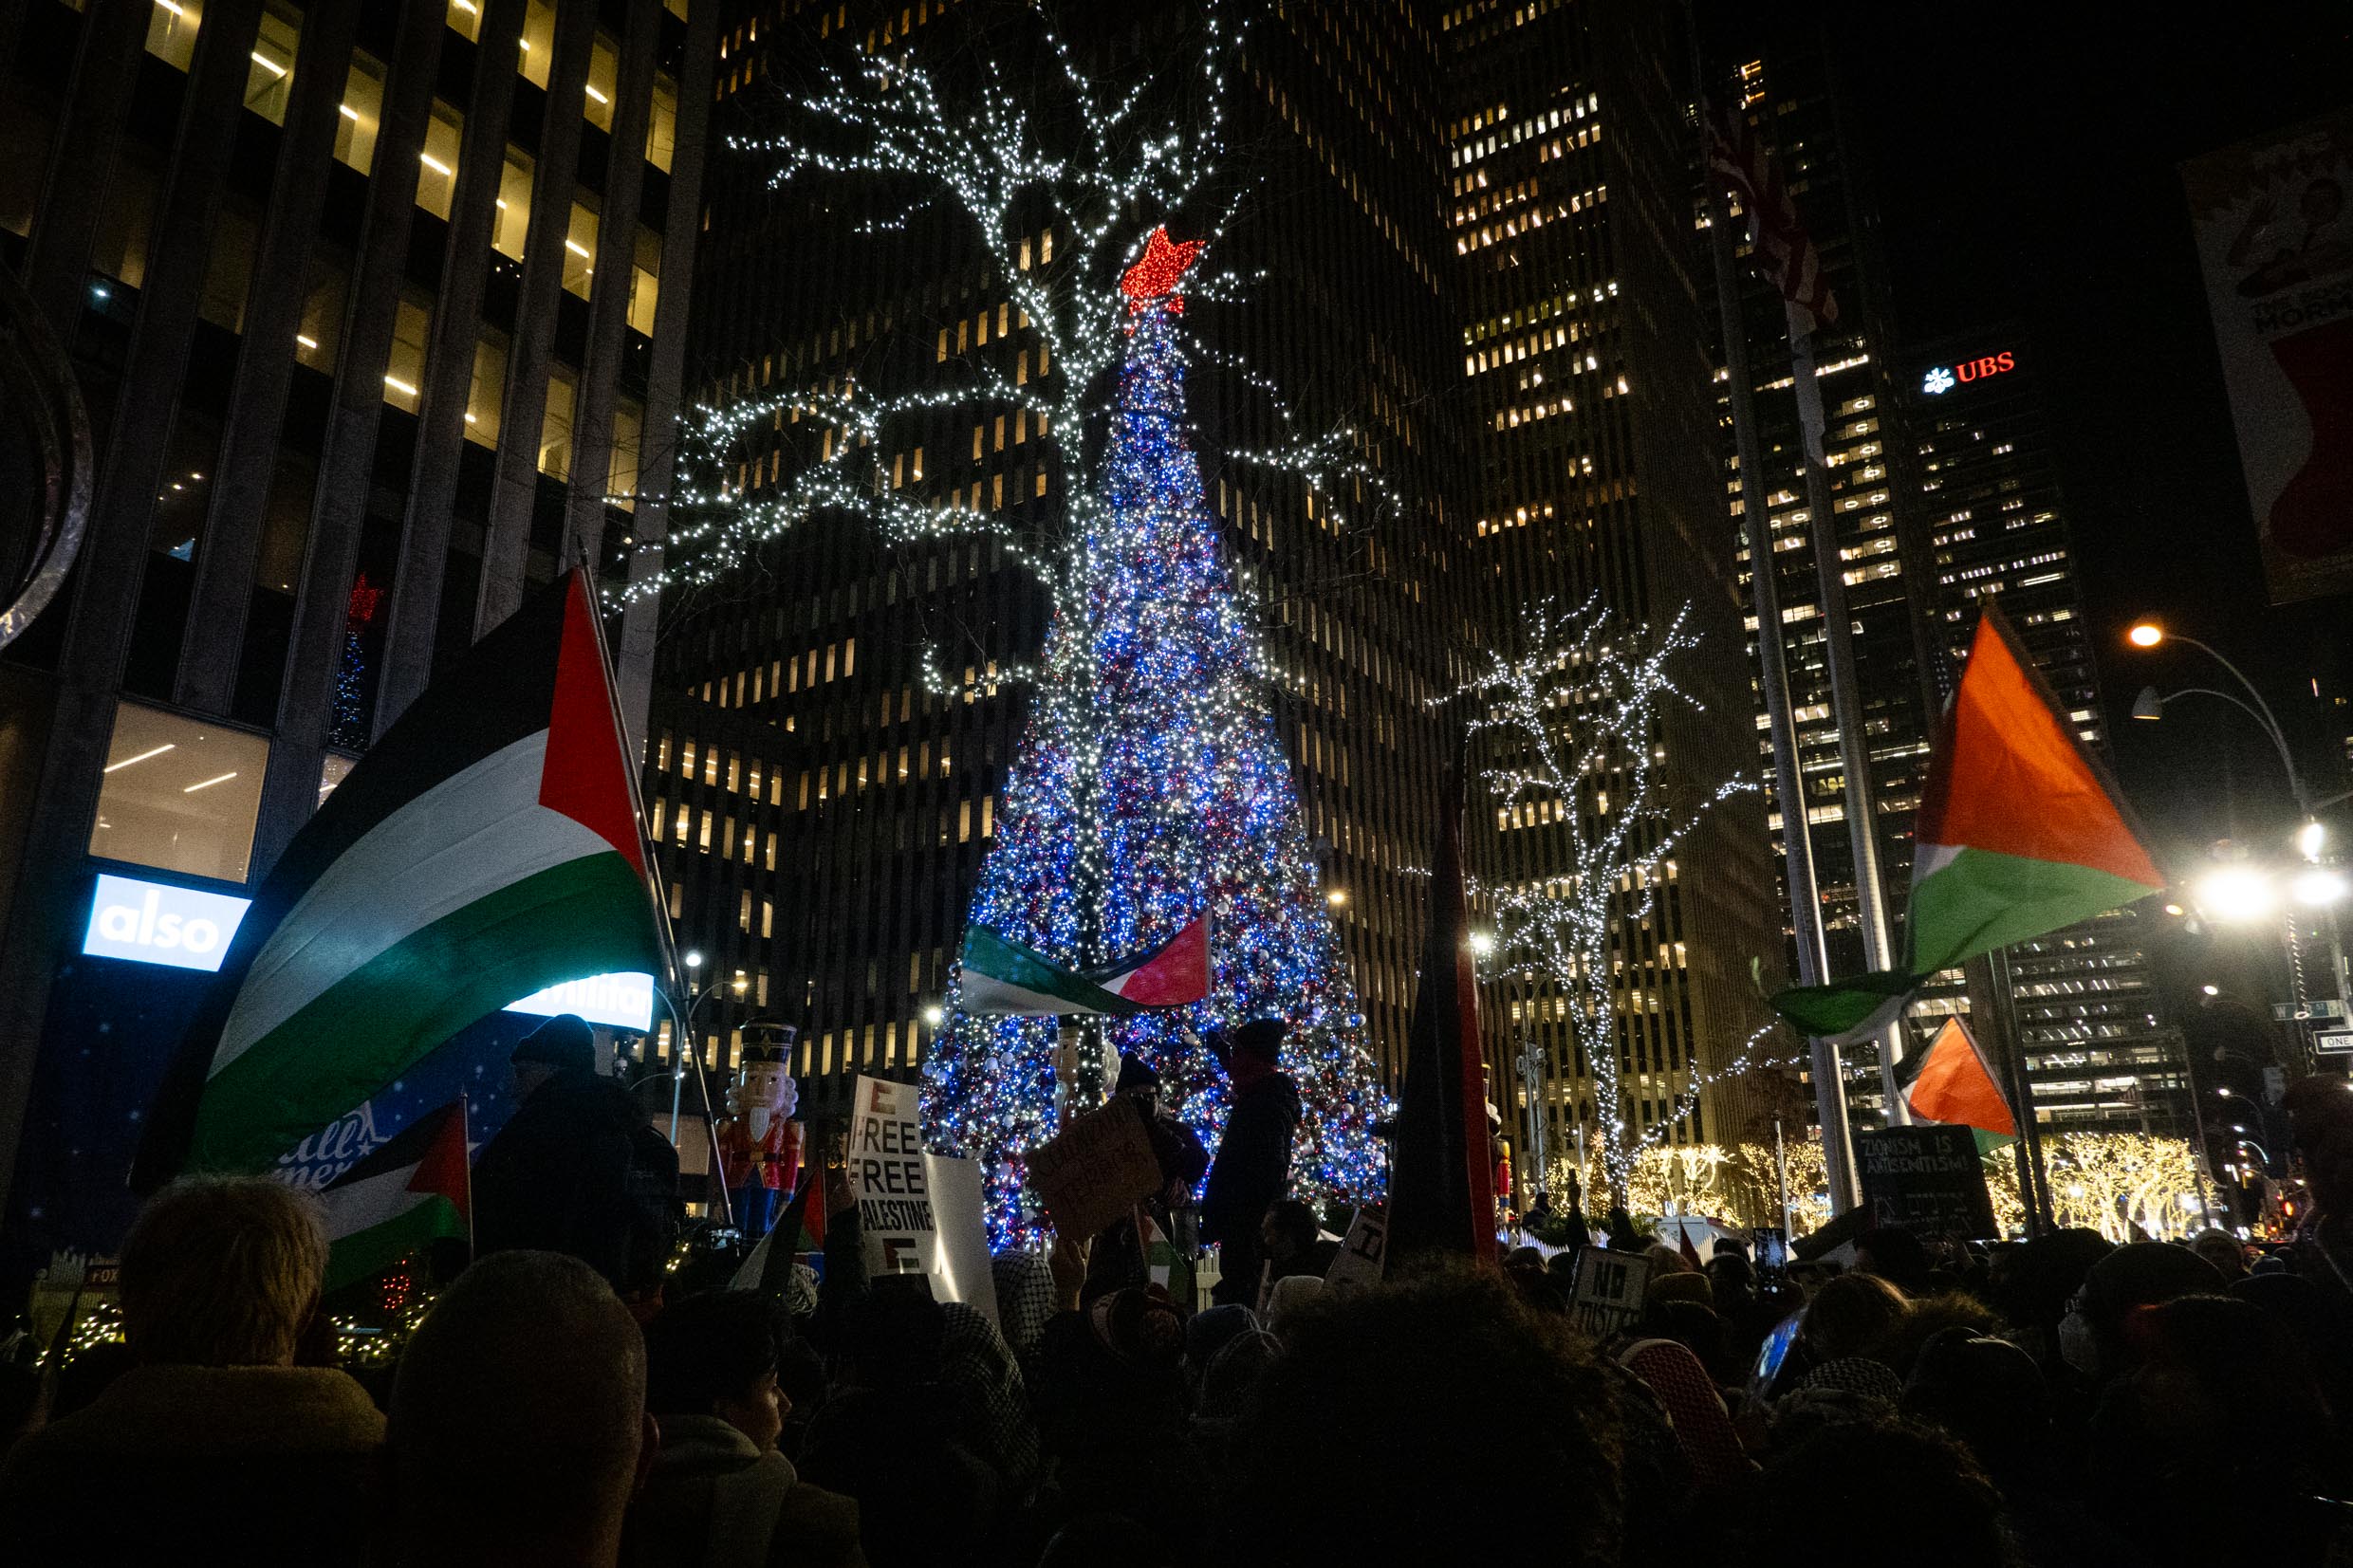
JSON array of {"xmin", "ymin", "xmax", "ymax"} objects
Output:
[{"xmin": 1120, "ymin": 226, "xmax": 1204, "ymax": 317}]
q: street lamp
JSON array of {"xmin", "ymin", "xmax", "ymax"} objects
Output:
[
  {"xmin": 1468, "ymin": 931, "xmax": 1497, "ymax": 958},
  {"xmin": 2195, "ymin": 864, "xmax": 2278, "ymax": 923},
  {"xmin": 922, "ymin": 1004, "xmax": 946, "ymax": 1027},
  {"xmin": 2131, "ymin": 619, "xmax": 2353, "ymax": 1022}
]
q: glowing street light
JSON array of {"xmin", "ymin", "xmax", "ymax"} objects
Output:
[
  {"xmin": 683, "ymin": 950, "xmax": 704, "ymax": 970},
  {"xmin": 2195, "ymin": 865, "xmax": 2277, "ymax": 923},
  {"xmin": 1468, "ymin": 931, "xmax": 1497, "ymax": 958},
  {"xmin": 2294, "ymin": 866, "xmax": 2350, "ymax": 907},
  {"xmin": 2128, "ymin": 622, "xmax": 2165, "ymax": 648},
  {"xmin": 922, "ymin": 1004, "xmax": 946, "ymax": 1027},
  {"xmin": 1325, "ymin": 888, "xmax": 1349, "ymax": 907},
  {"xmin": 2201, "ymin": 984, "xmax": 2221, "ymax": 996},
  {"xmin": 2302, "ymin": 821, "xmax": 2329, "ymax": 861}
]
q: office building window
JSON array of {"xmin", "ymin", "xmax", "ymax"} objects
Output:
[
  {"xmin": 467, "ymin": 334, "xmax": 508, "ymax": 447},
  {"xmin": 519, "ymin": 0, "xmax": 555, "ymax": 89},
  {"xmin": 445, "ymin": 0, "xmax": 482, "ymax": 43},
  {"xmin": 91, "ymin": 703, "xmax": 270, "ymax": 884},
  {"xmin": 146, "ymin": 0, "xmax": 201, "ymax": 72},
  {"xmin": 627, "ymin": 227, "xmax": 661, "ymax": 336},
  {"xmin": 383, "ymin": 297, "xmax": 430, "ymax": 411},
  {"xmin": 417, "ymin": 102, "xmax": 464, "ymax": 220},
  {"xmin": 492, "ymin": 149, "xmax": 534, "ymax": 260},
  {"xmin": 540, "ymin": 365, "xmax": 577, "ymax": 480},
  {"xmin": 647, "ymin": 74, "xmax": 678, "ymax": 172},
  {"xmin": 563, "ymin": 199, "xmax": 599, "ymax": 300},
  {"xmin": 336, "ymin": 52, "xmax": 385, "ymax": 175},
  {"xmin": 584, "ymin": 34, "xmax": 619, "ymax": 132},
  {"xmin": 245, "ymin": 4, "xmax": 299, "ymax": 125}
]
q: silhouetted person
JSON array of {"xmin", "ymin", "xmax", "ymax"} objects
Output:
[
  {"xmin": 472, "ymin": 1014, "xmax": 677, "ymax": 1294},
  {"xmin": 1200, "ymin": 1019, "xmax": 1299, "ymax": 1305},
  {"xmin": 0, "ymin": 1178, "xmax": 384, "ymax": 1562},
  {"xmin": 390, "ymin": 1250, "xmax": 652, "ymax": 1568}
]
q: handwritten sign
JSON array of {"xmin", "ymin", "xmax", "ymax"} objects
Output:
[
  {"xmin": 1568, "ymin": 1246, "xmax": 1651, "ymax": 1338},
  {"xmin": 1026, "ymin": 1095, "xmax": 1161, "ymax": 1241},
  {"xmin": 1856, "ymin": 1124, "xmax": 1998, "ymax": 1238}
]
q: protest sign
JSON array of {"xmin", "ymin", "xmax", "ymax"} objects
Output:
[
  {"xmin": 1323, "ymin": 1204, "xmax": 1388, "ymax": 1298},
  {"xmin": 848, "ymin": 1076, "xmax": 938, "ymax": 1276},
  {"xmin": 924, "ymin": 1152, "xmax": 998, "ymax": 1329},
  {"xmin": 1856, "ymin": 1123, "xmax": 1999, "ymax": 1237},
  {"xmin": 1568, "ymin": 1246, "xmax": 1650, "ymax": 1338},
  {"xmin": 1025, "ymin": 1094, "xmax": 1161, "ymax": 1240}
]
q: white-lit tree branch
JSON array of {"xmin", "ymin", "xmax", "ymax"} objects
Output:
[
  {"xmin": 1447, "ymin": 595, "xmax": 1768, "ymax": 1203},
  {"xmin": 626, "ymin": 1, "xmax": 1387, "ymax": 661}
]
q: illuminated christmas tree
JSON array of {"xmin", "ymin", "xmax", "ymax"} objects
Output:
[
  {"xmin": 925, "ymin": 232, "xmax": 1389, "ymax": 1245},
  {"xmin": 327, "ymin": 574, "xmax": 383, "ymax": 751},
  {"xmin": 639, "ymin": 9, "xmax": 1392, "ymax": 1246}
]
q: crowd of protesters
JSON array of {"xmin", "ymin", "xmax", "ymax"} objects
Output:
[{"xmin": 5, "ymin": 1034, "xmax": 2353, "ymax": 1565}]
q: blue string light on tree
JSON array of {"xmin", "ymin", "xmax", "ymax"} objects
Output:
[
  {"xmin": 925, "ymin": 231, "xmax": 1390, "ymax": 1247},
  {"xmin": 328, "ymin": 574, "xmax": 382, "ymax": 752}
]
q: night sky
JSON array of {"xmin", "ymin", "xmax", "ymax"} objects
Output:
[{"xmin": 1825, "ymin": 3, "xmax": 2353, "ymax": 862}]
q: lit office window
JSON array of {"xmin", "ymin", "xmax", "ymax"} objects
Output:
[
  {"xmin": 294, "ymin": 259, "xmax": 344, "ymax": 370},
  {"xmin": 335, "ymin": 52, "xmax": 384, "ymax": 175},
  {"xmin": 609, "ymin": 398, "xmax": 642, "ymax": 510},
  {"xmin": 491, "ymin": 150, "xmax": 533, "ymax": 260},
  {"xmin": 626, "ymin": 227, "xmax": 661, "ymax": 335},
  {"xmin": 646, "ymin": 75, "xmax": 677, "ymax": 172},
  {"xmin": 383, "ymin": 297, "xmax": 429, "ymax": 411},
  {"xmin": 416, "ymin": 101, "xmax": 464, "ymax": 220},
  {"xmin": 562, "ymin": 200, "xmax": 599, "ymax": 299},
  {"xmin": 466, "ymin": 334, "xmax": 508, "ymax": 447},
  {"xmin": 445, "ymin": 0, "xmax": 481, "ymax": 44},
  {"xmin": 518, "ymin": 0, "xmax": 554, "ymax": 89},
  {"xmin": 245, "ymin": 5, "xmax": 299, "ymax": 125},
  {"xmin": 91, "ymin": 703, "xmax": 270, "ymax": 884},
  {"xmin": 146, "ymin": 0, "xmax": 201, "ymax": 72},
  {"xmin": 540, "ymin": 366, "xmax": 577, "ymax": 480},
  {"xmin": 584, "ymin": 34, "xmax": 619, "ymax": 132}
]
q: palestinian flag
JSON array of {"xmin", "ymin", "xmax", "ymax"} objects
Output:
[
  {"xmin": 1773, "ymin": 608, "xmax": 2166, "ymax": 1041},
  {"xmin": 956, "ymin": 914, "xmax": 1209, "ymax": 1016},
  {"xmin": 137, "ymin": 570, "xmax": 665, "ymax": 1183},
  {"xmin": 732, "ymin": 1166, "xmax": 828, "ymax": 1296},
  {"xmin": 1899, "ymin": 1018, "xmax": 2016, "ymax": 1140},
  {"xmin": 318, "ymin": 1098, "xmax": 472, "ymax": 1292}
]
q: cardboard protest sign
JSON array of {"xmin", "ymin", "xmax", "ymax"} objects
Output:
[
  {"xmin": 1856, "ymin": 1123, "xmax": 1998, "ymax": 1238},
  {"xmin": 847, "ymin": 1076, "xmax": 938, "ymax": 1276},
  {"xmin": 1323, "ymin": 1204, "xmax": 1388, "ymax": 1298},
  {"xmin": 1568, "ymin": 1246, "xmax": 1650, "ymax": 1338},
  {"xmin": 1025, "ymin": 1093, "xmax": 1162, "ymax": 1240}
]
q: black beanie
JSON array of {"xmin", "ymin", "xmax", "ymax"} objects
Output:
[{"xmin": 511, "ymin": 1013, "xmax": 597, "ymax": 1076}]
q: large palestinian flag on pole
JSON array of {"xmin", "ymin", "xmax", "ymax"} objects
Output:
[
  {"xmin": 1772, "ymin": 607, "xmax": 2167, "ymax": 1041},
  {"xmin": 136, "ymin": 570, "xmax": 665, "ymax": 1183}
]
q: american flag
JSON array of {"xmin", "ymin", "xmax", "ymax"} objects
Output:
[{"xmin": 1706, "ymin": 98, "xmax": 1841, "ymax": 335}]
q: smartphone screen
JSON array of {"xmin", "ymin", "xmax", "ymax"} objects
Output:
[{"xmin": 1753, "ymin": 1307, "xmax": 1803, "ymax": 1386}]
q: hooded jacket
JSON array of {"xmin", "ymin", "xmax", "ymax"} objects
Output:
[{"xmin": 623, "ymin": 1413, "xmax": 865, "ymax": 1568}]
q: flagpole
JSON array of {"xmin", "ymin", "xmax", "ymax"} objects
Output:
[
  {"xmin": 1785, "ymin": 308, "xmax": 1913, "ymax": 1131},
  {"xmin": 1981, "ymin": 946, "xmax": 2054, "ymax": 1235},
  {"xmin": 1696, "ymin": 66, "xmax": 1859, "ymax": 1208},
  {"xmin": 457, "ymin": 1093, "xmax": 476, "ymax": 1266}
]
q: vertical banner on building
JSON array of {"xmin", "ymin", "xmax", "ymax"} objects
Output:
[{"xmin": 2184, "ymin": 109, "xmax": 2353, "ymax": 603}]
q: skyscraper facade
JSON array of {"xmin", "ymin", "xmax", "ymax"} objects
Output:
[
  {"xmin": 1906, "ymin": 330, "xmax": 2194, "ymax": 1134},
  {"xmin": 0, "ymin": 0, "xmax": 717, "ymax": 1242},
  {"xmin": 1705, "ymin": 12, "xmax": 2192, "ymax": 1138},
  {"xmin": 1444, "ymin": 0, "xmax": 1792, "ymax": 1182},
  {"xmin": 642, "ymin": 1, "xmax": 1465, "ymax": 1116}
]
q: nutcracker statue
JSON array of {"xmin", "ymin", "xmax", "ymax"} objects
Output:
[{"xmin": 715, "ymin": 1020, "xmax": 802, "ymax": 1238}]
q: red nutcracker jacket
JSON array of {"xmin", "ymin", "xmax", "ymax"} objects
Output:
[{"xmin": 716, "ymin": 1115, "xmax": 802, "ymax": 1193}]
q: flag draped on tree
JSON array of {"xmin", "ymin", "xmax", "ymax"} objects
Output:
[
  {"xmin": 1772, "ymin": 609, "xmax": 2167, "ymax": 1040},
  {"xmin": 1386, "ymin": 768, "xmax": 1496, "ymax": 1264},
  {"xmin": 137, "ymin": 569, "xmax": 666, "ymax": 1183},
  {"xmin": 922, "ymin": 229, "xmax": 1390, "ymax": 1245}
]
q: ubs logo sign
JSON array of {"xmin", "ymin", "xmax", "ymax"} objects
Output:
[
  {"xmin": 1921, "ymin": 351, "xmax": 2015, "ymax": 396},
  {"xmin": 82, "ymin": 873, "xmax": 251, "ymax": 972}
]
